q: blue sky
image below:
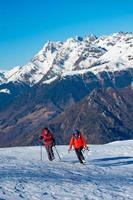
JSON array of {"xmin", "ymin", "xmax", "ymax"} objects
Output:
[{"xmin": 0, "ymin": 0, "xmax": 133, "ymax": 70}]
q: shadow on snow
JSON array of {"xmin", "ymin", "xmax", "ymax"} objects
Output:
[{"xmin": 92, "ymin": 156, "xmax": 133, "ymax": 167}]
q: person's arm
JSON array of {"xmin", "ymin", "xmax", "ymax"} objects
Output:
[
  {"xmin": 49, "ymin": 132, "xmax": 56, "ymax": 146},
  {"xmin": 39, "ymin": 131, "xmax": 44, "ymax": 141},
  {"xmin": 81, "ymin": 134, "xmax": 87, "ymax": 148},
  {"xmin": 69, "ymin": 137, "xmax": 74, "ymax": 151}
]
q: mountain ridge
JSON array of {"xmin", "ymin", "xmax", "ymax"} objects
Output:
[
  {"xmin": 1, "ymin": 32, "xmax": 133, "ymax": 86},
  {"xmin": 0, "ymin": 31, "xmax": 133, "ymax": 147}
]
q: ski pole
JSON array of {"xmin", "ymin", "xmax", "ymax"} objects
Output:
[
  {"xmin": 40, "ymin": 140, "xmax": 44, "ymax": 161},
  {"xmin": 54, "ymin": 146, "xmax": 61, "ymax": 160},
  {"xmin": 41, "ymin": 143, "xmax": 43, "ymax": 161},
  {"xmin": 83, "ymin": 147, "xmax": 90, "ymax": 154}
]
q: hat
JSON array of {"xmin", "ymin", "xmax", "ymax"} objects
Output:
[{"xmin": 73, "ymin": 129, "xmax": 80, "ymax": 135}]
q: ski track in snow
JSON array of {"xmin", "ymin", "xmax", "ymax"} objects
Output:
[{"xmin": 0, "ymin": 141, "xmax": 133, "ymax": 200}]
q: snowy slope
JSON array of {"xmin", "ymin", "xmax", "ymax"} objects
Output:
[
  {"xmin": 2, "ymin": 32, "xmax": 133, "ymax": 85},
  {"xmin": 4, "ymin": 36, "xmax": 105, "ymax": 85},
  {"xmin": 0, "ymin": 140, "xmax": 133, "ymax": 200},
  {"xmin": 0, "ymin": 88, "xmax": 11, "ymax": 94},
  {"xmin": 93, "ymin": 32, "xmax": 133, "ymax": 73}
]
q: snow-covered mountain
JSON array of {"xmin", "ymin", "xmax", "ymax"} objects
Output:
[
  {"xmin": 0, "ymin": 140, "xmax": 133, "ymax": 200},
  {"xmin": 2, "ymin": 32, "xmax": 133, "ymax": 85},
  {"xmin": 0, "ymin": 32, "xmax": 133, "ymax": 148},
  {"xmin": 0, "ymin": 88, "xmax": 11, "ymax": 94}
]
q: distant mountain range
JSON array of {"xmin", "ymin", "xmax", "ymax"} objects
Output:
[{"xmin": 0, "ymin": 32, "xmax": 133, "ymax": 147}]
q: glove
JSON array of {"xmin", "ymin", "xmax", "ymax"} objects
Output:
[
  {"xmin": 85, "ymin": 146, "xmax": 89, "ymax": 150},
  {"xmin": 68, "ymin": 149, "xmax": 71, "ymax": 153},
  {"xmin": 39, "ymin": 136, "xmax": 43, "ymax": 140}
]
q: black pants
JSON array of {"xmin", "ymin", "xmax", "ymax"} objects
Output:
[
  {"xmin": 45, "ymin": 146, "xmax": 55, "ymax": 161},
  {"xmin": 75, "ymin": 146, "xmax": 85, "ymax": 163}
]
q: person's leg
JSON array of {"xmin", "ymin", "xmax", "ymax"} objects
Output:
[
  {"xmin": 45, "ymin": 146, "xmax": 52, "ymax": 161},
  {"xmin": 75, "ymin": 148, "xmax": 84, "ymax": 163},
  {"xmin": 79, "ymin": 147, "xmax": 85, "ymax": 161},
  {"xmin": 49, "ymin": 146, "xmax": 55, "ymax": 160}
]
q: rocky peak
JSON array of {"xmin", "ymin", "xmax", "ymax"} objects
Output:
[{"xmin": 1, "ymin": 32, "xmax": 133, "ymax": 86}]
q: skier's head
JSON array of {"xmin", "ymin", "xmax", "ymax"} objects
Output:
[
  {"xmin": 72, "ymin": 129, "xmax": 80, "ymax": 138},
  {"xmin": 43, "ymin": 127, "xmax": 49, "ymax": 134}
]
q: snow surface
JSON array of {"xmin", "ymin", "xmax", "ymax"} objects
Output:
[
  {"xmin": 0, "ymin": 88, "xmax": 11, "ymax": 94},
  {"xmin": 0, "ymin": 140, "xmax": 133, "ymax": 200}
]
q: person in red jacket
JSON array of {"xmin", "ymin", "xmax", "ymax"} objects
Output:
[
  {"xmin": 69, "ymin": 129, "xmax": 88, "ymax": 164},
  {"xmin": 39, "ymin": 127, "xmax": 55, "ymax": 161}
]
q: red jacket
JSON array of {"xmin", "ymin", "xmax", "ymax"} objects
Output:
[
  {"xmin": 69, "ymin": 133, "xmax": 87, "ymax": 150},
  {"xmin": 40, "ymin": 129, "xmax": 55, "ymax": 147}
]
